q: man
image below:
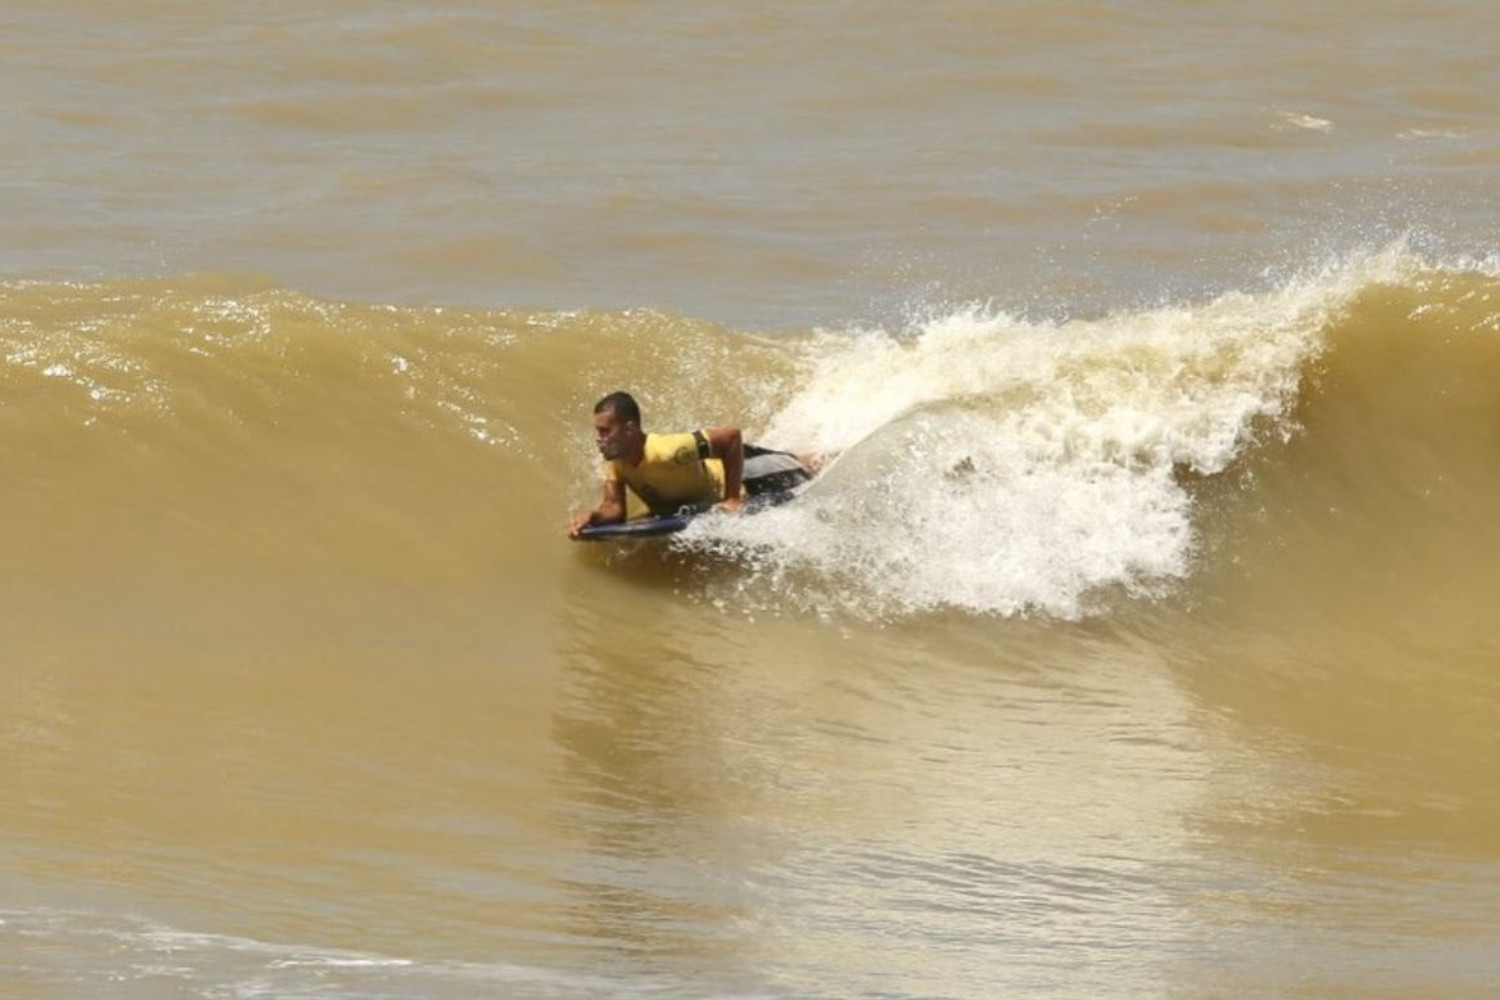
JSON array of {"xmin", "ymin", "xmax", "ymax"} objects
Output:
[{"xmin": 567, "ymin": 391, "xmax": 815, "ymax": 538}]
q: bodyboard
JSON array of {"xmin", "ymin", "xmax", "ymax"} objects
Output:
[
  {"xmin": 574, "ymin": 512, "xmax": 697, "ymax": 540},
  {"xmin": 572, "ymin": 486, "xmax": 801, "ymax": 542}
]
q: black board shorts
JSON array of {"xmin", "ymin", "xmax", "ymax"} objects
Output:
[{"xmin": 743, "ymin": 444, "xmax": 812, "ymax": 498}]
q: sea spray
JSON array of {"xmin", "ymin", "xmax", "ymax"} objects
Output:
[{"xmin": 678, "ymin": 245, "xmax": 1434, "ymax": 619}]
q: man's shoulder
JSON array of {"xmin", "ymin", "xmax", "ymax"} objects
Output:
[{"xmin": 645, "ymin": 430, "xmax": 696, "ymax": 445}]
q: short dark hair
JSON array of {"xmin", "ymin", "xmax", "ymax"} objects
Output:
[{"xmin": 593, "ymin": 391, "xmax": 640, "ymax": 425}]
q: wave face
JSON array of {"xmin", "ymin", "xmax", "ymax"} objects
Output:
[
  {"xmin": 4, "ymin": 246, "xmax": 1498, "ymax": 634},
  {"xmin": 1188, "ymin": 257, "xmax": 1500, "ymax": 647}
]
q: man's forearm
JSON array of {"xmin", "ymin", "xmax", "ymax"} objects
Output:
[{"xmin": 718, "ymin": 433, "xmax": 743, "ymax": 499}]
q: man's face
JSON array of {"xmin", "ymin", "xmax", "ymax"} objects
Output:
[{"xmin": 593, "ymin": 407, "xmax": 638, "ymax": 461}]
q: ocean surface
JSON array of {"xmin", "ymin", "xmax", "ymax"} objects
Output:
[{"xmin": 4, "ymin": 3, "xmax": 1500, "ymax": 998}]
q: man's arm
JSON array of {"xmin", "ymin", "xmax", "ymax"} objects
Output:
[
  {"xmin": 703, "ymin": 426, "xmax": 745, "ymax": 512},
  {"xmin": 567, "ymin": 477, "xmax": 627, "ymax": 538}
]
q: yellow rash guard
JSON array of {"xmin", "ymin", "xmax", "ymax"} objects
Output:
[{"xmin": 605, "ymin": 431, "xmax": 735, "ymax": 516}]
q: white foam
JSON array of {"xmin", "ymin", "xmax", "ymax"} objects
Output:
[
  {"xmin": 685, "ymin": 247, "xmax": 1422, "ymax": 619},
  {"xmin": 1272, "ymin": 110, "xmax": 1335, "ymax": 132}
]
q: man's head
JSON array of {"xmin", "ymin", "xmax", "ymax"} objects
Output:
[{"xmin": 592, "ymin": 391, "xmax": 644, "ymax": 461}]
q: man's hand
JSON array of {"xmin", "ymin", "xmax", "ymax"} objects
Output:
[
  {"xmin": 569, "ymin": 482, "xmax": 626, "ymax": 539},
  {"xmin": 715, "ymin": 497, "xmax": 746, "ymax": 515}
]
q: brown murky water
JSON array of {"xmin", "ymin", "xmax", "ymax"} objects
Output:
[{"xmin": 3, "ymin": 4, "xmax": 1499, "ymax": 998}]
